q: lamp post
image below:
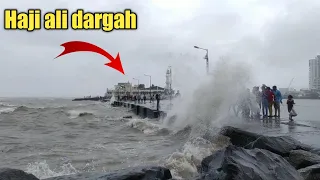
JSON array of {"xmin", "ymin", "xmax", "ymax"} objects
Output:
[
  {"xmin": 144, "ymin": 74, "xmax": 152, "ymax": 102},
  {"xmin": 133, "ymin": 78, "xmax": 139, "ymax": 94},
  {"xmin": 194, "ymin": 46, "xmax": 209, "ymax": 75}
]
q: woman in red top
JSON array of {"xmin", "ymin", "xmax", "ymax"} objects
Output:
[{"xmin": 266, "ymin": 87, "xmax": 275, "ymax": 117}]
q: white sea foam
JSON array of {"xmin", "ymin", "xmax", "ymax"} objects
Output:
[
  {"xmin": 26, "ymin": 160, "xmax": 78, "ymax": 179},
  {"xmin": 0, "ymin": 107, "xmax": 16, "ymax": 114},
  {"xmin": 126, "ymin": 118, "xmax": 169, "ymax": 135}
]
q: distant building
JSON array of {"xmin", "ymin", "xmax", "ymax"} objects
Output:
[
  {"xmin": 105, "ymin": 83, "xmax": 166, "ymax": 98},
  {"xmin": 105, "ymin": 67, "xmax": 174, "ymax": 99},
  {"xmin": 309, "ymin": 55, "xmax": 320, "ymax": 91}
]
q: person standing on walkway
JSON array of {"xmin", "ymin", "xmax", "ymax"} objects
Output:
[
  {"xmin": 266, "ymin": 87, "xmax": 275, "ymax": 117},
  {"xmin": 241, "ymin": 88, "xmax": 251, "ymax": 118},
  {"xmin": 261, "ymin": 85, "xmax": 268, "ymax": 118},
  {"xmin": 137, "ymin": 95, "xmax": 139, "ymax": 104},
  {"xmin": 133, "ymin": 95, "xmax": 137, "ymax": 104},
  {"xmin": 272, "ymin": 86, "xmax": 282, "ymax": 117},
  {"xmin": 155, "ymin": 93, "xmax": 160, "ymax": 111},
  {"xmin": 143, "ymin": 94, "xmax": 146, "ymax": 104},
  {"xmin": 253, "ymin": 86, "xmax": 262, "ymax": 115},
  {"xmin": 151, "ymin": 94, "xmax": 155, "ymax": 103},
  {"xmin": 287, "ymin": 95, "xmax": 296, "ymax": 120}
]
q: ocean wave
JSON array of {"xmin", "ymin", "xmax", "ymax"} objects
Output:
[
  {"xmin": 0, "ymin": 102, "xmax": 102, "ymax": 113},
  {"xmin": 1, "ymin": 105, "xmax": 64, "ymax": 113},
  {"xmin": 164, "ymin": 134, "xmax": 230, "ymax": 179},
  {"xmin": 0, "ymin": 102, "xmax": 16, "ymax": 107},
  {"xmin": 0, "ymin": 107, "xmax": 16, "ymax": 114},
  {"xmin": 26, "ymin": 160, "xmax": 78, "ymax": 179},
  {"xmin": 66, "ymin": 110, "xmax": 95, "ymax": 119},
  {"xmin": 14, "ymin": 106, "xmax": 31, "ymax": 112},
  {"xmin": 126, "ymin": 119, "xmax": 170, "ymax": 135}
]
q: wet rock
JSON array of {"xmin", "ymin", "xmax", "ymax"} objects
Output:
[
  {"xmin": 310, "ymin": 148, "xmax": 320, "ymax": 156},
  {"xmin": 220, "ymin": 126, "xmax": 259, "ymax": 147},
  {"xmin": 123, "ymin": 116, "xmax": 132, "ymax": 119},
  {"xmin": 298, "ymin": 164, "xmax": 320, "ymax": 180},
  {"xmin": 220, "ymin": 126, "xmax": 311, "ymax": 156},
  {"xmin": 197, "ymin": 145, "xmax": 303, "ymax": 180},
  {"xmin": 44, "ymin": 166, "xmax": 172, "ymax": 180},
  {"xmin": 0, "ymin": 168, "xmax": 39, "ymax": 180},
  {"xmin": 249, "ymin": 136, "xmax": 312, "ymax": 156},
  {"xmin": 288, "ymin": 150, "xmax": 320, "ymax": 169}
]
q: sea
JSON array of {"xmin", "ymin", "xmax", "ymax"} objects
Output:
[{"xmin": 1, "ymin": 97, "xmax": 320, "ymax": 179}]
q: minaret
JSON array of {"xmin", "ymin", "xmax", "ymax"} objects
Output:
[
  {"xmin": 165, "ymin": 66, "xmax": 172, "ymax": 96},
  {"xmin": 166, "ymin": 67, "xmax": 172, "ymax": 91}
]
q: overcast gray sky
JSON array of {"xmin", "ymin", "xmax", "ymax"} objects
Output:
[{"xmin": 1, "ymin": 0, "xmax": 320, "ymax": 97}]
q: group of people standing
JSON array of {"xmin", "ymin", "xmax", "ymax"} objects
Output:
[
  {"xmin": 253, "ymin": 84, "xmax": 283, "ymax": 118},
  {"xmin": 118, "ymin": 93, "xmax": 162, "ymax": 111},
  {"xmin": 238, "ymin": 84, "xmax": 296, "ymax": 120},
  {"xmin": 252, "ymin": 84, "xmax": 297, "ymax": 120}
]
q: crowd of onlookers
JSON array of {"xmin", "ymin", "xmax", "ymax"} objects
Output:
[{"xmin": 239, "ymin": 84, "xmax": 296, "ymax": 120}]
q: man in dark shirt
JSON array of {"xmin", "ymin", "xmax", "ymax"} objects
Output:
[
  {"xmin": 155, "ymin": 94, "xmax": 160, "ymax": 111},
  {"xmin": 143, "ymin": 94, "xmax": 146, "ymax": 104}
]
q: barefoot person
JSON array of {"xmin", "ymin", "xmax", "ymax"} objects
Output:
[{"xmin": 272, "ymin": 86, "xmax": 282, "ymax": 117}]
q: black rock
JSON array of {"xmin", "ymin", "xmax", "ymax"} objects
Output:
[
  {"xmin": 288, "ymin": 150, "xmax": 320, "ymax": 169},
  {"xmin": 220, "ymin": 126, "xmax": 311, "ymax": 156},
  {"xmin": 249, "ymin": 136, "xmax": 312, "ymax": 157},
  {"xmin": 44, "ymin": 166, "xmax": 172, "ymax": 180},
  {"xmin": 198, "ymin": 145, "xmax": 303, "ymax": 180},
  {"xmin": 310, "ymin": 148, "xmax": 320, "ymax": 156},
  {"xmin": 0, "ymin": 168, "xmax": 39, "ymax": 180},
  {"xmin": 298, "ymin": 164, "xmax": 320, "ymax": 180},
  {"xmin": 220, "ymin": 126, "xmax": 259, "ymax": 147}
]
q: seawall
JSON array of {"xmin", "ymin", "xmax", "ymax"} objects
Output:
[{"xmin": 112, "ymin": 101, "xmax": 167, "ymax": 119}]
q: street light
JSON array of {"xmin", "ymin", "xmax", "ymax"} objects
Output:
[
  {"xmin": 144, "ymin": 74, "xmax": 152, "ymax": 102},
  {"xmin": 133, "ymin": 78, "xmax": 139, "ymax": 94},
  {"xmin": 194, "ymin": 45, "xmax": 209, "ymax": 75}
]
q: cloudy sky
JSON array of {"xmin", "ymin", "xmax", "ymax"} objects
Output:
[{"xmin": 1, "ymin": 0, "xmax": 320, "ymax": 97}]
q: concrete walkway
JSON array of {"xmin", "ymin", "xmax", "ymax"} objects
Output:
[{"xmin": 121, "ymin": 100, "xmax": 173, "ymax": 112}]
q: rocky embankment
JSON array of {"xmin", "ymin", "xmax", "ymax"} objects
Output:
[{"xmin": 1, "ymin": 126, "xmax": 320, "ymax": 180}]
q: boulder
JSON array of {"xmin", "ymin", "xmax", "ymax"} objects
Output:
[
  {"xmin": 288, "ymin": 150, "xmax": 320, "ymax": 169},
  {"xmin": 220, "ymin": 126, "xmax": 259, "ymax": 147},
  {"xmin": 298, "ymin": 164, "xmax": 320, "ymax": 180},
  {"xmin": 249, "ymin": 136, "xmax": 312, "ymax": 157},
  {"xmin": 0, "ymin": 168, "xmax": 39, "ymax": 180},
  {"xmin": 197, "ymin": 145, "xmax": 303, "ymax": 180},
  {"xmin": 310, "ymin": 148, "xmax": 320, "ymax": 156},
  {"xmin": 44, "ymin": 166, "xmax": 172, "ymax": 180},
  {"xmin": 220, "ymin": 126, "xmax": 311, "ymax": 156}
]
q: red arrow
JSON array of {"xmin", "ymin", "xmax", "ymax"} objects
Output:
[{"xmin": 55, "ymin": 41, "xmax": 125, "ymax": 74}]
